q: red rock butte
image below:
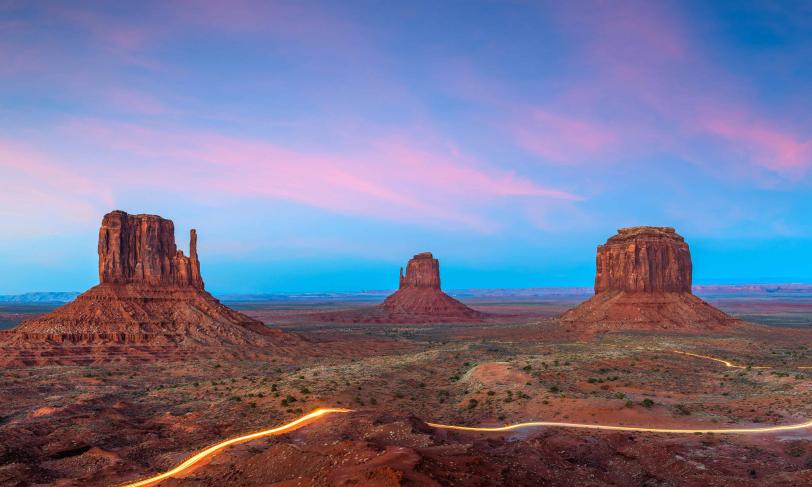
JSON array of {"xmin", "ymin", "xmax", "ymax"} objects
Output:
[
  {"xmin": 319, "ymin": 252, "xmax": 485, "ymax": 323},
  {"xmin": 0, "ymin": 211, "xmax": 302, "ymax": 365},
  {"xmin": 561, "ymin": 226, "xmax": 737, "ymax": 332}
]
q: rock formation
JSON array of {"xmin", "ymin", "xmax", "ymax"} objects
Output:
[
  {"xmin": 0, "ymin": 211, "xmax": 302, "ymax": 365},
  {"xmin": 561, "ymin": 226, "xmax": 737, "ymax": 332},
  {"xmin": 98, "ymin": 210, "xmax": 203, "ymax": 288},
  {"xmin": 398, "ymin": 252, "xmax": 441, "ymax": 289},
  {"xmin": 318, "ymin": 252, "xmax": 485, "ymax": 323}
]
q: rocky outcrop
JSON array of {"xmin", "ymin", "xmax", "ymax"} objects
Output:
[
  {"xmin": 0, "ymin": 210, "xmax": 302, "ymax": 365},
  {"xmin": 317, "ymin": 252, "xmax": 486, "ymax": 323},
  {"xmin": 595, "ymin": 226, "xmax": 691, "ymax": 293},
  {"xmin": 561, "ymin": 226, "xmax": 737, "ymax": 332},
  {"xmin": 98, "ymin": 211, "xmax": 203, "ymax": 288},
  {"xmin": 399, "ymin": 252, "xmax": 441, "ymax": 289}
]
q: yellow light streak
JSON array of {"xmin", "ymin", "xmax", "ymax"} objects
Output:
[
  {"xmin": 121, "ymin": 408, "xmax": 352, "ymax": 487},
  {"xmin": 670, "ymin": 350, "xmax": 811, "ymax": 370},
  {"xmin": 118, "ymin": 348, "xmax": 812, "ymax": 485},
  {"xmin": 426, "ymin": 419, "xmax": 812, "ymax": 435}
]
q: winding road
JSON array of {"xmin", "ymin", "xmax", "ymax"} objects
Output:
[
  {"xmin": 122, "ymin": 351, "xmax": 812, "ymax": 486},
  {"xmin": 669, "ymin": 349, "xmax": 812, "ymax": 369}
]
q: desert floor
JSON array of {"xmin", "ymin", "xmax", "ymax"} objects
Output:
[{"xmin": 1, "ymin": 295, "xmax": 812, "ymax": 486}]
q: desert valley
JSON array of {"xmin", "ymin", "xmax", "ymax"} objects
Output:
[{"xmin": 1, "ymin": 212, "xmax": 811, "ymax": 486}]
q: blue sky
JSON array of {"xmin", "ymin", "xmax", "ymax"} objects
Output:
[{"xmin": 1, "ymin": 1, "xmax": 811, "ymax": 294}]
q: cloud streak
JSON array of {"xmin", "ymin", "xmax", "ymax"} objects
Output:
[{"xmin": 61, "ymin": 119, "xmax": 578, "ymax": 231}]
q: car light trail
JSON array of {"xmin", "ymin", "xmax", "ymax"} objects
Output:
[
  {"xmin": 426, "ymin": 419, "xmax": 812, "ymax": 434},
  {"xmin": 670, "ymin": 350, "xmax": 811, "ymax": 369},
  {"xmin": 118, "ymin": 350, "xmax": 812, "ymax": 485},
  {"xmin": 121, "ymin": 408, "xmax": 352, "ymax": 487}
]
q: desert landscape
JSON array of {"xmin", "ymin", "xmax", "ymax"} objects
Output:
[
  {"xmin": 1, "ymin": 216, "xmax": 811, "ymax": 486},
  {"xmin": 3, "ymin": 2, "xmax": 812, "ymax": 486}
]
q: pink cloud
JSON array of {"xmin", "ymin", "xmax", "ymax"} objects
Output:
[
  {"xmin": 703, "ymin": 117, "xmax": 811, "ymax": 175},
  {"xmin": 458, "ymin": 1, "xmax": 812, "ymax": 182},
  {"xmin": 62, "ymin": 119, "xmax": 578, "ymax": 231},
  {"xmin": 511, "ymin": 109, "xmax": 617, "ymax": 164},
  {"xmin": 105, "ymin": 88, "xmax": 172, "ymax": 116},
  {"xmin": 0, "ymin": 139, "xmax": 115, "ymax": 235}
]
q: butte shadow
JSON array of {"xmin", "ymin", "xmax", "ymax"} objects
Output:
[
  {"xmin": 316, "ymin": 252, "xmax": 487, "ymax": 324},
  {"xmin": 0, "ymin": 210, "xmax": 303, "ymax": 366},
  {"xmin": 561, "ymin": 226, "xmax": 741, "ymax": 333}
]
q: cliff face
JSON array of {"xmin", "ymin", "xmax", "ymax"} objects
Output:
[
  {"xmin": 2, "ymin": 210, "xmax": 301, "ymax": 365},
  {"xmin": 594, "ymin": 226, "xmax": 691, "ymax": 293},
  {"xmin": 98, "ymin": 211, "xmax": 203, "ymax": 288},
  {"xmin": 318, "ymin": 252, "xmax": 485, "ymax": 323},
  {"xmin": 378, "ymin": 252, "xmax": 485, "ymax": 322},
  {"xmin": 399, "ymin": 252, "xmax": 441, "ymax": 289},
  {"xmin": 561, "ymin": 226, "xmax": 736, "ymax": 332}
]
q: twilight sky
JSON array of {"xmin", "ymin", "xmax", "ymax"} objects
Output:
[{"xmin": 1, "ymin": 0, "xmax": 811, "ymax": 294}]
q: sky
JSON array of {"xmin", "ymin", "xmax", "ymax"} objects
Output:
[{"xmin": 1, "ymin": 0, "xmax": 811, "ymax": 294}]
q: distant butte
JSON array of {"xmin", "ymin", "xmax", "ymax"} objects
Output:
[
  {"xmin": 0, "ymin": 211, "xmax": 302, "ymax": 365},
  {"xmin": 561, "ymin": 226, "xmax": 739, "ymax": 332},
  {"xmin": 319, "ymin": 252, "xmax": 486, "ymax": 323}
]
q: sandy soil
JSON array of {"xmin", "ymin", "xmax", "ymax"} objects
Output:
[{"xmin": 1, "ymin": 299, "xmax": 812, "ymax": 486}]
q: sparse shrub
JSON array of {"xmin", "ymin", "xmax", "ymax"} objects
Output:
[
  {"xmin": 468, "ymin": 399, "xmax": 478, "ymax": 409},
  {"xmin": 674, "ymin": 404, "xmax": 691, "ymax": 416},
  {"xmin": 640, "ymin": 399, "xmax": 654, "ymax": 408},
  {"xmin": 785, "ymin": 441, "xmax": 806, "ymax": 458}
]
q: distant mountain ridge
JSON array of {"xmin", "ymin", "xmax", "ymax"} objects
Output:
[
  {"xmin": 0, "ymin": 292, "xmax": 80, "ymax": 303},
  {"xmin": 2, "ymin": 284, "xmax": 810, "ymax": 303}
]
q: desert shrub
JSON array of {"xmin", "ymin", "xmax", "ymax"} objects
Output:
[
  {"xmin": 468, "ymin": 399, "xmax": 478, "ymax": 409},
  {"xmin": 674, "ymin": 404, "xmax": 691, "ymax": 416},
  {"xmin": 640, "ymin": 399, "xmax": 655, "ymax": 408},
  {"xmin": 785, "ymin": 441, "xmax": 806, "ymax": 457}
]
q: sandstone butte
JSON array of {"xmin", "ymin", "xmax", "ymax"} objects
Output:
[
  {"xmin": 0, "ymin": 211, "xmax": 301, "ymax": 366},
  {"xmin": 561, "ymin": 226, "xmax": 738, "ymax": 331},
  {"xmin": 319, "ymin": 252, "xmax": 486, "ymax": 323}
]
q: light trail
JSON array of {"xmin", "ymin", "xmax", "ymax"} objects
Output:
[
  {"xmin": 121, "ymin": 408, "xmax": 352, "ymax": 487},
  {"xmin": 427, "ymin": 419, "xmax": 812, "ymax": 435},
  {"xmin": 118, "ymin": 349, "xmax": 812, "ymax": 485},
  {"xmin": 670, "ymin": 350, "xmax": 811, "ymax": 370}
]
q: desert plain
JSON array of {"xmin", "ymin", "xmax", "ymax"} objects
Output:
[{"xmin": 2, "ymin": 288, "xmax": 812, "ymax": 486}]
